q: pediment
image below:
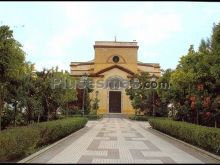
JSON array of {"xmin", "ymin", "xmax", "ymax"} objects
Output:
[{"xmin": 91, "ymin": 65, "xmax": 135, "ymax": 77}]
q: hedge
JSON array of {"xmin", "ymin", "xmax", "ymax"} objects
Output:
[
  {"xmin": 0, "ymin": 117, "xmax": 88, "ymax": 161},
  {"xmin": 85, "ymin": 115, "xmax": 103, "ymax": 120},
  {"xmin": 129, "ymin": 115, "xmax": 148, "ymax": 121},
  {"xmin": 148, "ymin": 118, "xmax": 220, "ymax": 155},
  {"xmin": 71, "ymin": 114, "xmax": 103, "ymax": 120}
]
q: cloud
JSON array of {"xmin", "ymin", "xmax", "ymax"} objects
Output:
[
  {"xmin": 142, "ymin": 51, "xmax": 161, "ymax": 58},
  {"xmin": 34, "ymin": 59, "xmax": 69, "ymax": 71},
  {"xmin": 120, "ymin": 7, "xmax": 183, "ymax": 46},
  {"xmin": 43, "ymin": 2, "xmax": 98, "ymax": 58},
  {"xmin": 34, "ymin": 3, "xmax": 183, "ymax": 71},
  {"xmin": 7, "ymin": 2, "xmax": 220, "ymax": 72}
]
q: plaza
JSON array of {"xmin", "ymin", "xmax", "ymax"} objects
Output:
[{"xmin": 19, "ymin": 118, "xmax": 220, "ymax": 164}]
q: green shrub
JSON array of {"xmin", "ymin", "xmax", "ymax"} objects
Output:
[
  {"xmin": 36, "ymin": 117, "xmax": 87, "ymax": 146},
  {"xmin": 0, "ymin": 117, "xmax": 87, "ymax": 161},
  {"xmin": 85, "ymin": 115, "xmax": 103, "ymax": 120},
  {"xmin": 129, "ymin": 115, "xmax": 148, "ymax": 121},
  {"xmin": 71, "ymin": 114, "xmax": 103, "ymax": 120},
  {"xmin": 149, "ymin": 118, "xmax": 220, "ymax": 155},
  {"xmin": 0, "ymin": 126, "xmax": 40, "ymax": 161}
]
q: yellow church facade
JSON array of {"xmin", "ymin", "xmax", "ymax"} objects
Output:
[{"xmin": 70, "ymin": 41, "xmax": 160, "ymax": 115}]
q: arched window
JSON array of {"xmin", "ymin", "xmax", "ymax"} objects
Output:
[
  {"xmin": 106, "ymin": 77, "xmax": 124, "ymax": 90},
  {"xmin": 106, "ymin": 55, "xmax": 126, "ymax": 64}
]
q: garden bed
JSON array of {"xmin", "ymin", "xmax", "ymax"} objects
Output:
[
  {"xmin": 129, "ymin": 115, "xmax": 149, "ymax": 121},
  {"xmin": 0, "ymin": 117, "xmax": 88, "ymax": 161},
  {"xmin": 71, "ymin": 114, "xmax": 103, "ymax": 120},
  {"xmin": 148, "ymin": 118, "xmax": 220, "ymax": 156}
]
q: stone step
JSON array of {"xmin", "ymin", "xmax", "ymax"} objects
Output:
[{"xmin": 103, "ymin": 113, "xmax": 128, "ymax": 118}]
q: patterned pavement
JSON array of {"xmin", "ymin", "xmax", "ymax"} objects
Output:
[{"xmin": 23, "ymin": 118, "xmax": 220, "ymax": 164}]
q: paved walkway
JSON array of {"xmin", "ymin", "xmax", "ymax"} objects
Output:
[{"xmin": 21, "ymin": 118, "xmax": 220, "ymax": 164}]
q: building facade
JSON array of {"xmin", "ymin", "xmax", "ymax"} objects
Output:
[{"xmin": 70, "ymin": 41, "xmax": 161, "ymax": 115}]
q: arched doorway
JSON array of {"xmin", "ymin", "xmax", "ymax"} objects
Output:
[
  {"xmin": 109, "ymin": 91, "xmax": 121, "ymax": 113},
  {"xmin": 106, "ymin": 76, "xmax": 123, "ymax": 113}
]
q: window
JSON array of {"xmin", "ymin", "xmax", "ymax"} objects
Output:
[
  {"xmin": 112, "ymin": 56, "xmax": 119, "ymax": 63},
  {"xmin": 106, "ymin": 77, "xmax": 123, "ymax": 89}
]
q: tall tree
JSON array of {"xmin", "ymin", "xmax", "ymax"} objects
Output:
[
  {"xmin": 0, "ymin": 25, "xmax": 25, "ymax": 131},
  {"xmin": 126, "ymin": 72, "xmax": 157, "ymax": 115},
  {"xmin": 37, "ymin": 67, "xmax": 77, "ymax": 121},
  {"xmin": 210, "ymin": 22, "xmax": 220, "ymax": 95}
]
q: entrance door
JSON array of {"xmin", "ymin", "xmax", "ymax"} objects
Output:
[{"xmin": 109, "ymin": 91, "xmax": 121, "ymax": 113}]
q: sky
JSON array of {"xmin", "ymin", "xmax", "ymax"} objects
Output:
[{"xmin": 0, "ymin": 2, "xmax": 220, "ymax": 72}]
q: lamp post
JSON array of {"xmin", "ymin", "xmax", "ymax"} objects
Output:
[
  {"xmin": 94, "ymin": 91, "xmax": 99, "ymax": 112},
  {"xmin": 151, "ymin": 74, "xmax": 157, "ymax": 117},
  {"xmin": 95, "ymin": 91, "xmax": 99, "ymax": 97},
  {"xmin": 81, "ymin": 73, "xmax": 88, "ymax": 116},
  {"xmin": 0, "ymin": 84, "xmax": 3, "ymax": 133}
]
